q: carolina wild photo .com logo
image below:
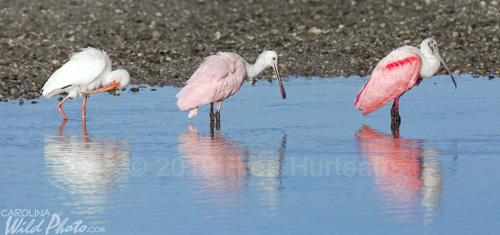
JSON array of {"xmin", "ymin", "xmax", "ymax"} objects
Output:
[{"xmin": 1, "ymin": 209, "xmax": 105, "ymax": 235}]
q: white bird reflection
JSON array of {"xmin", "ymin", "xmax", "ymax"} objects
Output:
[
  {"xmin": 44, "ymin": 120, "xmax": 130, "ymax": 216},
  {"xmin": 246, "ymin": 132, "xmax": 286, "ymax": 216},
  {"xmin": 178, "ymin": 125, "xmax": 285, "ymax": 217},
  {"xmin": 355, "ymin": 125, "xmax": 442, "ymax": 224}
]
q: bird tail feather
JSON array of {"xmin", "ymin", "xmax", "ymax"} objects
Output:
[
  {"xmin": 188, "ymin": 108, "xmax": 198, "ymax": 118},
  {"xmin": 176, "ymin": 84, "xmax": 204, "ymax": 111}
]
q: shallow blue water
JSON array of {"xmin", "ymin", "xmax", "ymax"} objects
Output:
[{"xmin": 0, "ymin": 75, "xmax": 499, "ymax": 234}]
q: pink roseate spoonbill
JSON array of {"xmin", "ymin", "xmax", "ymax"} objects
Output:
[
  {"xmin": 176, "ymin": 50, "xmax": 286, "ymax": 122},
  {"xmin": 354, "ymin": 38, "xmax": 457, "ymax": 127},
  {"xmin": 42, "ymin": 47, "xmax": 130, "ymax": 120}
]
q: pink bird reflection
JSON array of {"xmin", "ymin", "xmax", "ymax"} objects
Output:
[
  {"xmin": 178, "ymin": 125, "xmax": 247, "ymax": 204},
  {"xmin": 355, "ymin": 125, "xmax": 442, "ymax": 222}
]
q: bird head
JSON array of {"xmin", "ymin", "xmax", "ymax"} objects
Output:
[
  {"xmin": 109, "ymin": 69, "xmax": 130, "ymax": 89},
  {"xmin": 258, "ymin": 50, "xmax": 286, "ymax": 99},
  {"xmin": 421, "ymin": 38, "xmax": 457, "ymax": 89},
  {"xmin": 83, "ymin": 69, "xmax": 130, "ymax": 95}
]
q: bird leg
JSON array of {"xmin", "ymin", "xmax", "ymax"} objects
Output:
[
  {"xmin": 210, "ymin": 102, "xmax": 215, "ymax": 122},
  {"xmin": 209, "ymin": 120, "xmax": 221, "ymax": 137},
  {"xmin": 210, "ymin": 120, "xmax": 215, "ymax": 137},
  {"xmin": 82, "ymin": 95, "xmax": 89, "ymax": 119},
  {"xmin": 57, "ymin": 96, "xmax": 70, "ymax": 120},
  {"xmin": 58, "ymin": 119, "xmax": 68, "ymax": 136},
  {"xmin": 216, "ymin": 121, "xmax": 220, "ymax": 131},
  {"xmin": 215, "ymin": 102, "xmax": 222, "ymax": 123},
  {"xmin": 390, "ymin": 97, "xmax": 401, "ymax": 125},
  {"xmin": 82, "ymin": 119, "xmax": 88, "ymax": 142},
  {"xmin": 391, "ymin": 121, "xmax": 400, "ymax": 137}
]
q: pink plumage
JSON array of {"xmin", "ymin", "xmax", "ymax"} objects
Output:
[
  {"xmin": 176, "ymin": 50, "xmax": 285, "ymax": 122},
  {"xmin": 176, "ymin": 52, "xmax": 246, "ymax": 118},
  {"xmin": 354, "ymin": 47, "xmax": 421, "ymax": 116},
  {"xmin": 354, "ymin": 38, "xmax": 456, "ymax": 127}
]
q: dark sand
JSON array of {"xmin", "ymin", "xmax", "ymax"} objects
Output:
[{"xmin": 1, "ymin": 0, "xmax": 498, "ymax": 101}]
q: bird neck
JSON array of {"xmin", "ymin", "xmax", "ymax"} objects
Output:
[
  {"xmin": 244, "ymin": 58, "xmax": 268, "ymax": 79},
  {"xmin": 101, "ymin": 71, "xmax": 116, "ymax": 86},
  {"xmin": 419, "ymin": 49, "xmax": 440, "ymax": 78},
  {"xmin": 102, "ymin": 69, "xmax": 129, "ymax": 89}
]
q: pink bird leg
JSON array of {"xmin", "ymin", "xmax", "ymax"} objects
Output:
[
  {"xmin": 56, "ymin": 93, "xmax": 89, "ymax": 120},
  {"xmin": 82, "ymin": 95, "xmax": 88, "ymax": 119},
  {"xmin": 56, "ymin": 81, "xmax": 122, "ymax": 120},
  {"xmin": 57, "ymin": 96, "xmax": 70, "ymax": 120}
]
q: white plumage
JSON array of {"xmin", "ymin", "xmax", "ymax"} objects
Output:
[{"xmin": 42, "ymin": 47, "xmax": 130, "ymax": 120}]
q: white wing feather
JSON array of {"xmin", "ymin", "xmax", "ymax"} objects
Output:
[{"xmin": 42, "ymin": 48, "xmax": 109, "ymax": 98}]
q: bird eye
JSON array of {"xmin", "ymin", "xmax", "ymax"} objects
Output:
[
  {"xmin": 433, "ymin": 43, "xmax": 437, "ymax": 47},
  {"xmin": 272, "ymin": 57, "xmax": 276, "ymax": 60}
]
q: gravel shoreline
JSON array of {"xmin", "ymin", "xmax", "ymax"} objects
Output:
[{"xmin": 1, "ymin": 0, "xmax": 499, "ymax": 101}]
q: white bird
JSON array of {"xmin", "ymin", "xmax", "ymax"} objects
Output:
[{"xmin": 42, "ymin": 47, "xmax": 130, "ymax": 120}]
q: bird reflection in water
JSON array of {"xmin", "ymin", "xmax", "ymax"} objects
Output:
[
  {"xmin": 355, "ymin": 125, "xmax": 442, "ymax": 223},
  {"xmin": 179, "ymin": 124, "xmax": 247, "ymax": 205},
  {"xmin": 246, "ymin": 131, "xmax": 286, "ymax": 217},
  {"xmin": 44, "ymin": 120, "xmax": 130, "ymax": 216},
  {"xmin": 178, "ymin": 124, "xmax": 286, "ymax": 217}
]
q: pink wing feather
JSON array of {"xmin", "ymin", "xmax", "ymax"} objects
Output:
[
  {"xmin": 176, "ymin": 52, "xmax": 246, "ymax": 116},
  {"xmin": 354, "ymin": 48, "xmax": 421, "ymax": 115}
]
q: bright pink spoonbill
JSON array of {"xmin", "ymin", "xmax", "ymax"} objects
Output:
[
  {"xmin": 354, "ymin": 38, "xmax": 456, "ymax": 126},
  {"xmin": 176, "ymin": 50, "xmax": 286, "ymax": 122},
  {"xmin": 42, "ymin": 47, "xmax": 130, "ymax": 120}
]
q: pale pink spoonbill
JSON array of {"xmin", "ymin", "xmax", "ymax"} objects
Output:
[
  {"xmin": 42, "ymin": 47, "xmax": 130, "ymax": 120},
  {"xmin": 354, "ymin": 38, "xmax": 456, "ymax": 126},
  {"xmin": 176, "ymin": 51, "xmax": 286, "ymax": 122}
]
